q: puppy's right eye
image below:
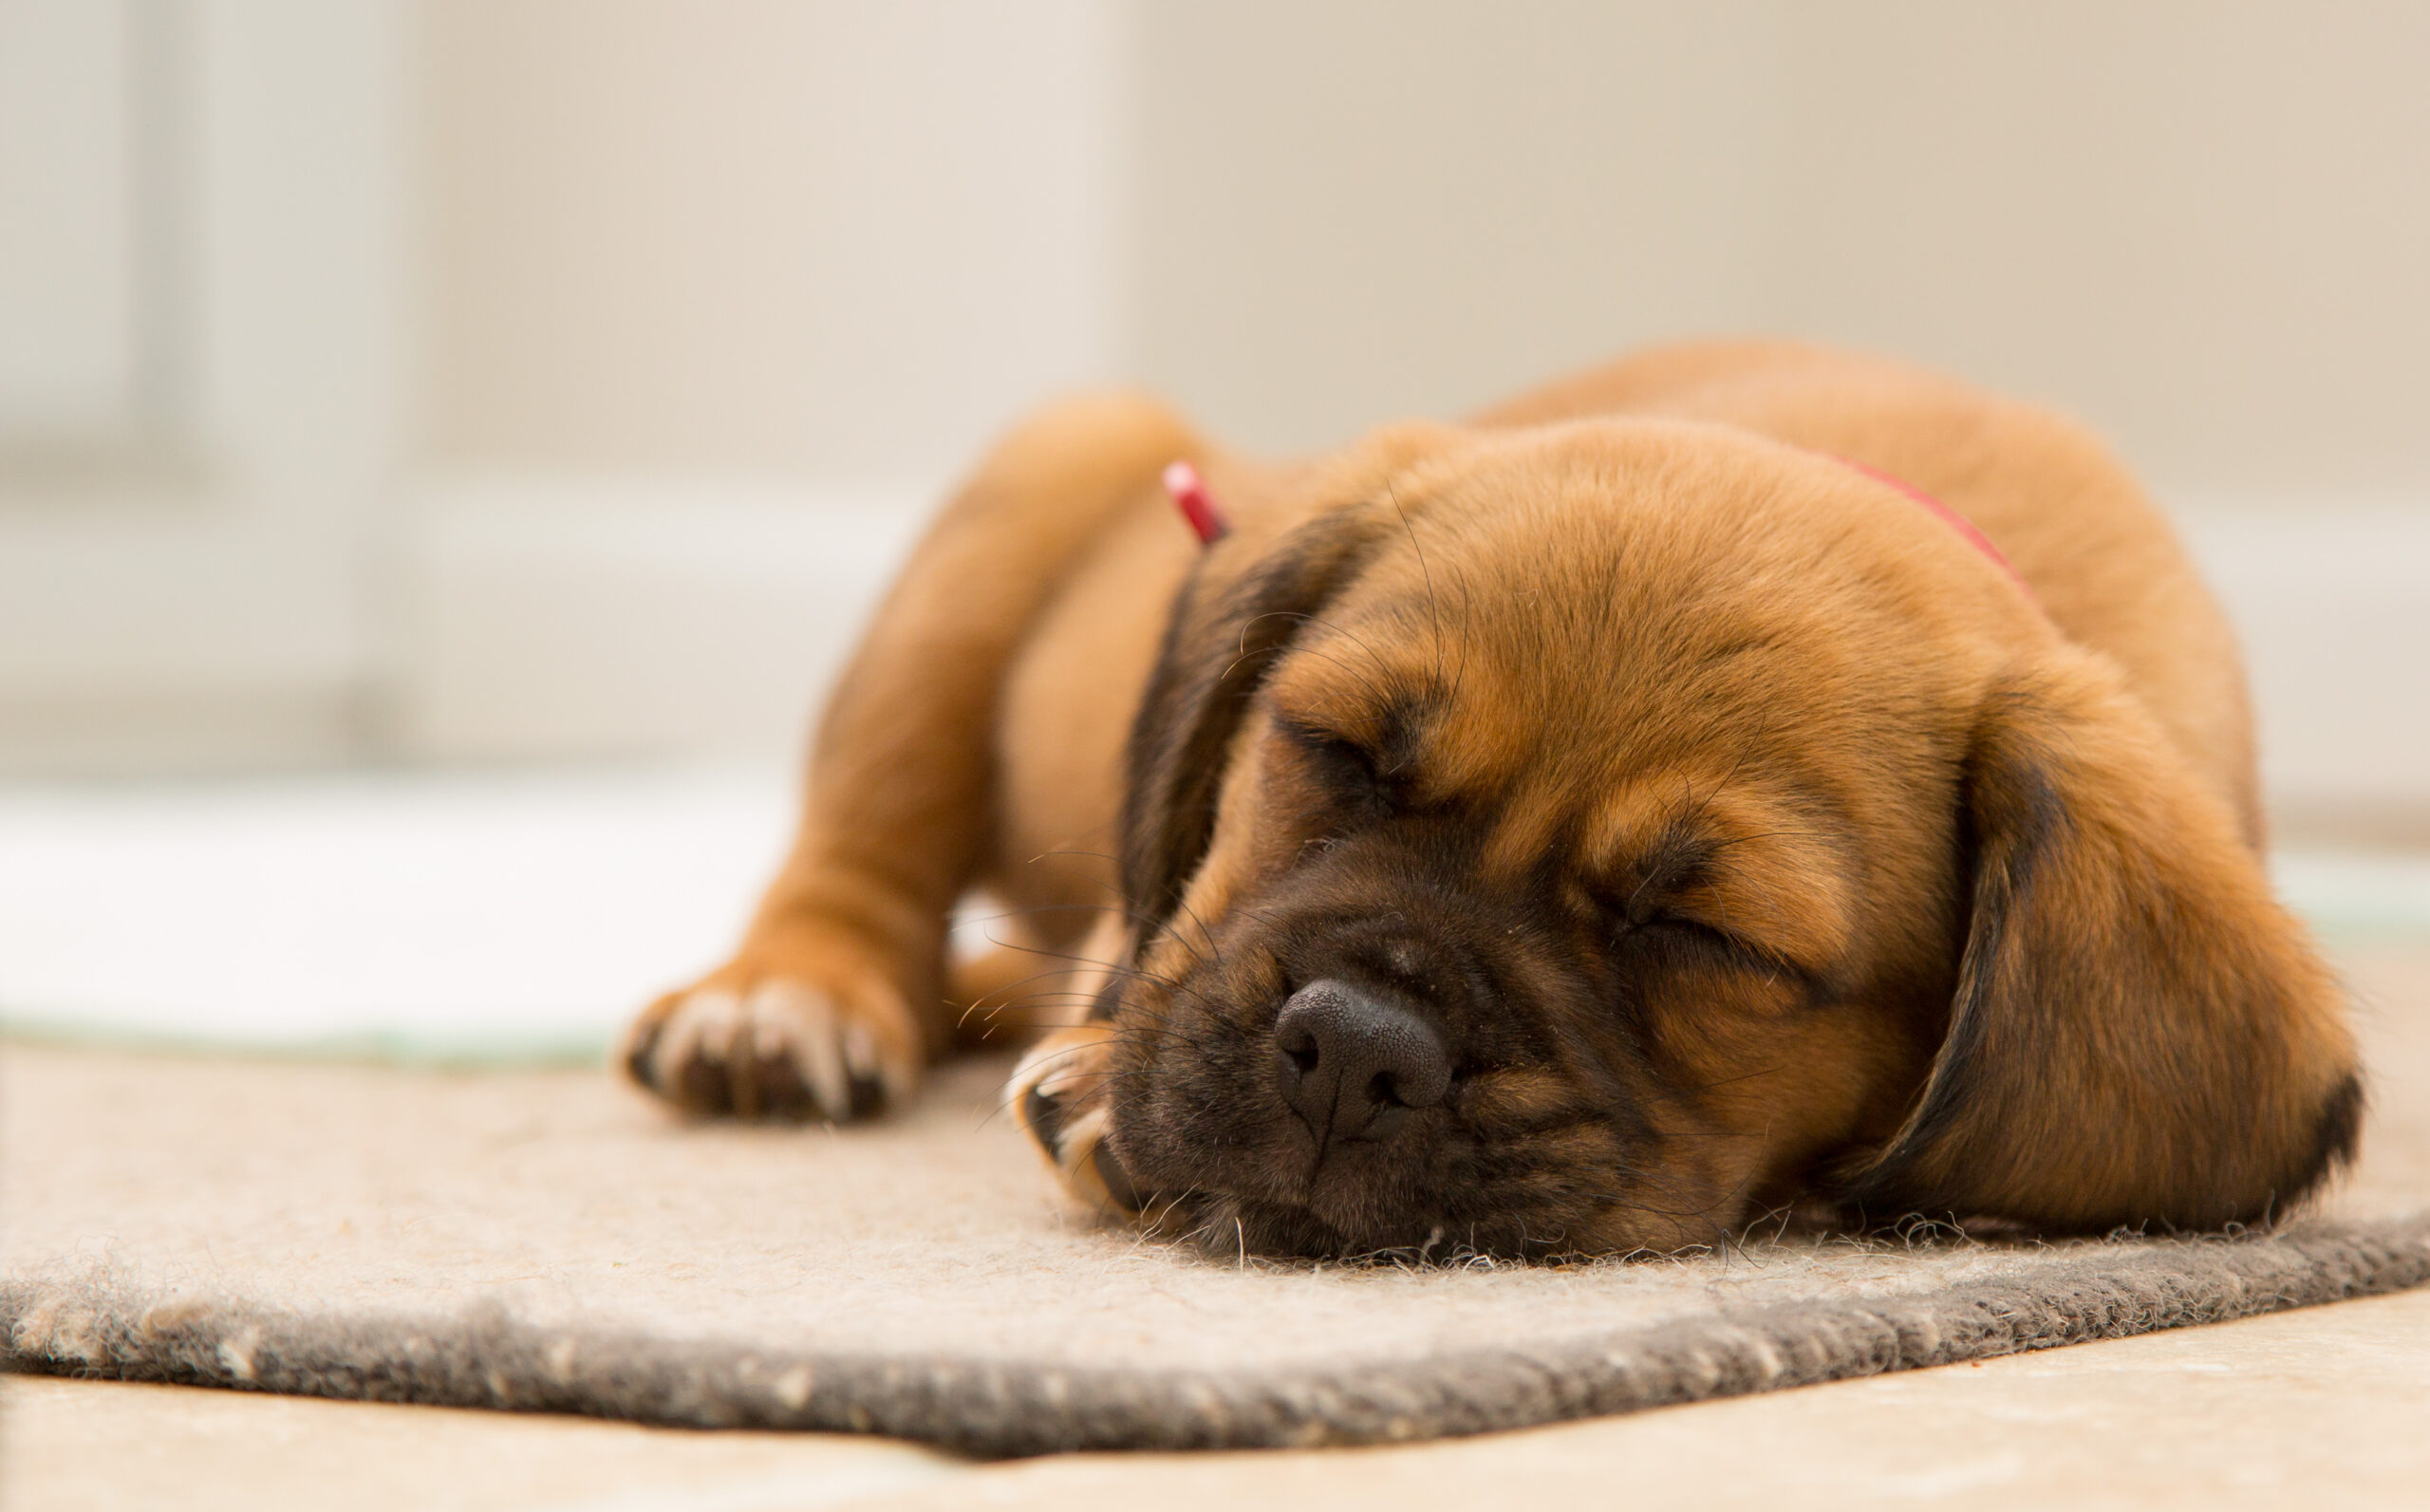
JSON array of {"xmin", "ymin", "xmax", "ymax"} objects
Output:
[{"xmin": 1280, "ymin": 719, "xmax": 1400, "ymax": 813}]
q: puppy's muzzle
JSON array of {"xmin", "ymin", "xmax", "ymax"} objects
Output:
[{"xmin": 1273, "ymin": 979, "xmax": 1451, "ymax": 1143}]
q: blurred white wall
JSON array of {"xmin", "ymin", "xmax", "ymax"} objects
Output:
[
  {"xmin": 421, "ymin": 0, "xmax": 1117, "ymax": 488},
  {"xmin": 0, "ymin": 0, "xmax": 405, "ymax": 771},
  {"xmin": 1130, "ymin": 1, "xmax": 2430, "ymax": 503},
  {"xmin": 3, "ymin": 1, "xmax": 2425, "ymax": 834},
  {"xmin": 1771, "ymin": 1, "xmax": 2430, "ymax": 504},
  {"xmin": 413, "ymin": 1, "xmax": 2430, "ymax": 494},
  {"xmin": 1123, "ymin": 2, "xmax": 1789, "ymax": 454},
  {"xmin": 0, "ymin": 0, "xmax": 143, "ymax": 435},
  {"xmin": 397, "ymin": 0, "xmax": 1118, "ymax": 757}
]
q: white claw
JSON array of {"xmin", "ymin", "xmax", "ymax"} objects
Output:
[
  {"xmin": 749, "ymin": 980, "xmax": 850, "ymax": 1120},
  {"xmin": 840, "ymin": 1020, "xmax": 913, "ymax": 1111},
  {"xmin": 650, "ymin": 989, "xmax": 740, "ymax": 1091},
  {"xmin": 839, "ymin": 1020, "xmax": 879, "ymax": 1090}
]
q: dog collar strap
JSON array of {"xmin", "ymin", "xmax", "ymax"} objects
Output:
[
  {"xmin": 1163, "ymin": 460, "xmax": 1231, "ymax": 546},
  {"xmin": 1831, "ymin": 455, "xmax": 2035, "ymax": 602}
]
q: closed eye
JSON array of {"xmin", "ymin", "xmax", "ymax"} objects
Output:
[
  {"xmin": 1616, "ymin": 909, "xmax": 1817, "ymax": 993},
  {"xmin": 1636, "ymin": 912, "xmax": 1745, "ymax": 953},
  {"xmin": 1606, "ymin": 903, "xmax": 1765, "ymax": 968},
  {"xmin": 1278, "ymin": 718, "xmax": 1401, "ymax": 812}
]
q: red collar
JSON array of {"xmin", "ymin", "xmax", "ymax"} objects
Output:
[
  {"xmin": 1163, "ymin": 460, "xmax": 1231, "ymax": 544},
  {"xmin": 1828, "ymin": 455, "xmax": 2035, "ymax": 602}
]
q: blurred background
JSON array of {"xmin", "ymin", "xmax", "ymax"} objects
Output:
[{"xmin": 3, "ymin": 0, "xmax": 2426, "ymax": 1053}]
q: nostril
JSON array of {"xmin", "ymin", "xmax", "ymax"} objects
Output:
[
  {"xmin": 1367, "ymin": 1071, "xmax": 1407, "ymax": 1110},
  {"xmin": 1277, "ymin": 1022, "xmax": 1320, "ymax": 1076}
]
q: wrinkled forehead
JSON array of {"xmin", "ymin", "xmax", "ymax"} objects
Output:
[{"xmin": 1269, "ymin": 496, "xmax": 1851, "ymax": 791}]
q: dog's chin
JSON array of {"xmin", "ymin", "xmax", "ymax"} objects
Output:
[
  {"xmin": 1145, "ymin": 1188, "xmax": 1673, "ymax": 1263},
  {"xmin": 1124, "ymin": 1169, "xmax": 1663, "ymax": 1263},
  {"xmin": 1142, "ymin": 1189, "xmax": 1476, "ymax": 1262},
  {"xmin": 1104, "ymin": 1092, "xmax": 1505, "ymax": 1260}
]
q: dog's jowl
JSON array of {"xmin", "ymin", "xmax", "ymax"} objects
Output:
[{"xmin": 623, "ymin": 342, "xmax": 2361, "ymax": 1260}]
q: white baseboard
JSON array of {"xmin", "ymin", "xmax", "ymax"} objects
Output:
[
  {"xmin": 0, "ymin": 682, "xmax": 358, "ymax": 777},
  {"xmin": 0, "ymin": 510, "xmax": 370, "ymax": 776},
  {"xmin": 2178, "ymin": 505, "xmax": 2430, "ymax": 831},
  {"xmin": 381, "ymin": 477, "xmax": 930, "ymax": 763}
]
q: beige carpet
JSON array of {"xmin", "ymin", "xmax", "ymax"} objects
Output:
[{"xmin": 7, "ymin": 947, "xmax": 2427, "ymax": 1454}]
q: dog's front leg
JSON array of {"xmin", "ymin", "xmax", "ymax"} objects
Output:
[{"xmin": 620, "ymin": 394, "xmax": 1199, "ymax": 1121}]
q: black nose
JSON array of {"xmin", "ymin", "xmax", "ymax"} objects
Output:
[{"xmin": 1273, "ymin": 979, "xmax": 1451, "ymax": 1140}]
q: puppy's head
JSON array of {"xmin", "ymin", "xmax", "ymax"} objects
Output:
[{"xmin": 1094, "ymin": 421, "xmax": 2359, "ymax": 1260}]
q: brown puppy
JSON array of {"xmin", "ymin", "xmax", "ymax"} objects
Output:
[{"xmin": 621, "ymin": 341, "xmax": 2361, "ymax": 1259}]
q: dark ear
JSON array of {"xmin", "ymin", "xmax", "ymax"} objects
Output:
[
  {"xmin": 1119, "ymin": 507, "xmax": 1388, "ymax": 936},
  {"xmin": 1843, "ymin": 648, "xmax": 2362, "ymax": 1232}
]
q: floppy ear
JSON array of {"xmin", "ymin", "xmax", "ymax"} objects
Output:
[
  {"xmin": 1843, "ymin": 647, "xmax": 2362, "ymax": 1233},
  {"xmin": 1119, "ymin": 507, "xmax": 1388, "ymax": 940}
]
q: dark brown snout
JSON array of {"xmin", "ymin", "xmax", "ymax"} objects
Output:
[{"xmin": 1272, "ymin": 979, "xmax": 1452, "ymax": 1142}]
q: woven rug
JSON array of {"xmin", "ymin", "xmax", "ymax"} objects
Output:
[{"xmin": 8, "ymin": 948, "xmax": 2427, "ymax": 1457}]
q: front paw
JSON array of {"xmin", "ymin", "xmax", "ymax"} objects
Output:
[
  {"xmin": 621, "ymin": 962, "xmax": 922, "ymax": 1123},
  {"xmin": 1006, "ymin": 1023, "xmax": 1142, "ymax": 1216}
]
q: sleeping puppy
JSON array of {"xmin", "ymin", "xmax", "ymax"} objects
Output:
[{"xmin": 620, "ymin": 341, "xmax": 2362, "ymax": 1260}]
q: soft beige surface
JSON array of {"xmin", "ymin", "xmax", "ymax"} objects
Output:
[
  {"xmin": 11, "ymin": 1285, "xmax": 2430, "ymax": 1512},
  {"xmin": 1, "ymin": 1050, "xmax": 2084, "ymax": 1369},
  {"xmin": 4, "ymin": 947, "xmax": 2425, "ymax": 1504},
  {"xmin": 7, "ymin": 948, "xmax": 2425, "ymax": 1375}
]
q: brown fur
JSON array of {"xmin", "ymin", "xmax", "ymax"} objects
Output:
[{"xmin": 622, "ymin": 342, "xmax": 2360, "ymax": 1257}]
